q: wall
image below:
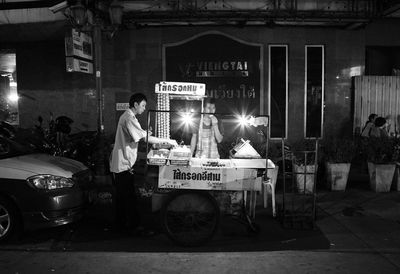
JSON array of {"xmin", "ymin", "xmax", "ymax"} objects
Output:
[
  {"xmin": 2, "ymin": 19, "xmax": 400, "ymax": 144},
  {"xmin": 102, "ymin": 25, "xmax": 366, "ymax": 143}
]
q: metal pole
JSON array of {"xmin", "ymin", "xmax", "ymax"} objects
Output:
[
  {"xmin": 93, "ymin": 17, "xmax": 106, "ymax": 175},
  {"xmin": 94, "ymin": 17, "xmax": 103, "ymax": 134}
]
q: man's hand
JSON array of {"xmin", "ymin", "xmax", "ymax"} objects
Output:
[
  {"xmin": 167, "ymin": 139, "xmax": 179, "ymax": 147},
  {"xmin": 210, "ymin": 115, "xmax": 218, "ymax": 126}
]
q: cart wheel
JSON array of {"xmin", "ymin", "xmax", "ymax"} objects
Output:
[
  {"xmin": 247, "ymin": 222, "xmax": 260, "ymax": 235},
  {"xmin": 161, "ymin": 190, "xmax": 220, "ymax": 247}
]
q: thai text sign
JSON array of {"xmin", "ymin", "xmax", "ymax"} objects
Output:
[
  {"xmin": 158, "ymin": 166, "xmax": 261, "ymax": 191},
  {"xmin": 164, "ymin": 32, "xmax": 262, "ymax": 114},
  {"xmin": 155, "ymin": 81, "xmax": 205, "ymax": 96},
  {"xmin": 65, "ymin": 57, "xmax": 93, "ymax": 74}
]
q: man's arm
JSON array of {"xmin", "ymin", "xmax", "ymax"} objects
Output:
[
  {"xmin": 210, "ymin": 115, "xmax": 223, "ymax": 143},
  {"xmin": 147, "ymin": 135, "xmax": 178, "ymax": 146},
  {"xmin": 190, "ymin": 133, "xmax": 198, "ymax": 155}
]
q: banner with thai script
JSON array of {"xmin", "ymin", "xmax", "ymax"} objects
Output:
[
  {"xmin": 155, "ymin": 81, "xmax": 206, "ymax": 96},
  {"xmin": 158, "ymin": 166, "xmax": 261, "ymax": 191},
  {"xmin": 164, "ymin": 31, "xmax": 262, "ymax": 115}
]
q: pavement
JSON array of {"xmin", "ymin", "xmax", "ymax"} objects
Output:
[{"xmin": 0, "ymin": 167, "xmax": 400, "ymax": 273}]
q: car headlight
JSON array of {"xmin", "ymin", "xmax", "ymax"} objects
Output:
[{"xmin": 27, "ymin": 175, "xmax": 75, "ymax": 190}]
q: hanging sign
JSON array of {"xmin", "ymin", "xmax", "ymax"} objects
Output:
[
  {"xmin": 65, "ymin": 28, "xmax": 93, "ymax": 60},
  {"xmin": 155, "ymin": 81, "xmax": 206, "ymax": 96},
  {"xmin": 66, "ymin": 57, "xmax": 93, "ymax": 74}
]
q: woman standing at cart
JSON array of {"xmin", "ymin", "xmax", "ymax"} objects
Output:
[
  {"xmin": 189, "ymin": 98, "xmax": 243, "ymax": 214},
  {"xmin": 190, "ymin": 97, "xmax": 224, "ymax": 158},
  {"xmin": 110, "ymin": 93, "xmax": 178, "ymax": 235}
]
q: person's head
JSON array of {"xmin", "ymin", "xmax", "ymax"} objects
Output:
[
  {"xmin": 374, "ymin": 117, "xmax": 386, "ymax": 128},
  {"xmin": 368, "ymin": 113, "xmax": 378, "ymax": 123},
  {"xmin": 129, "ymin": 93, "xmax": 147, "ymax": 115},
  {"xmin": 204, "ymin": 98, "xmax": 216, "ymax": 114}
]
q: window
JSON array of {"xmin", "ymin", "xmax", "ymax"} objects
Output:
[
  {"xmin": 268, "ymin": 45, "xmax": 288, "ymax": 139},
  {"xmin": 0, "ymin": 49, "xmax": 18, "ymax": 125},
  {"xmin": 305, "ymin": 45, "xmax": 324, "ymax": 138}
]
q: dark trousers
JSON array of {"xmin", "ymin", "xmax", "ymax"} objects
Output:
[{"xmin": 113, "ymin": 170, "xmax": 140, "ymax": 229}]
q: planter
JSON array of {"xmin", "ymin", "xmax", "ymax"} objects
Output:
[
  {"xmin": 325, "ymin": 162, "xmax": 351, "ymax": 191},
  {"xmin": 293, "ymin": 164, "xmax": 316, "ymax": 194},
  {"xmin": 367, "ymin": 162, "xmax": 395, "ymax": 192},
  {"xmin": 391, "ymin": 163, "xmax": 400, "ymax": 191}
]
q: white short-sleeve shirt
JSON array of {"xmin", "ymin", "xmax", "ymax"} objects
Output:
[{"xmin": 110, "ymin": 109, "xmax": 147, "ymax": 173}]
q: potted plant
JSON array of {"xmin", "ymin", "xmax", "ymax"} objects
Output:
[
  {"xmin": 292, "ymin": 140, "xmax": 318, "ymax": 194},
  {"xmin": 322, "ymin": 138, "xmax": 356, "ymax": 191},
  {"xmin": 364, "ymin": 137, "xmax": 399, "ymax": 192}
]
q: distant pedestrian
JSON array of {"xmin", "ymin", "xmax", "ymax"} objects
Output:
[
  {"xmin": 370, "ymin": 116, "xmax": 389, "ymax": 138},
  {"xmin": 361, "ymin": 113, "xmax": 377, "ymax": 137}
]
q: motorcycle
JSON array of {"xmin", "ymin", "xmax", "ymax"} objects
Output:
[{"xmin": 1, "ymin": 114, "xmax": 98, "ymax": 171}]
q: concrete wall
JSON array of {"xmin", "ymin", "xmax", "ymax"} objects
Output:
[
  {"xmin": 1, "ymin": 19, "xmax": 400, "ymax": 144},
  {"xmin": 102, "ymin": 26, "xmax": 366, "ymax": 143}
]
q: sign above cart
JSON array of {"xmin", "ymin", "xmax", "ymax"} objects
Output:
[{"xmin": 155, "ymin": 81, "xmax": 206, "ymax": 96}]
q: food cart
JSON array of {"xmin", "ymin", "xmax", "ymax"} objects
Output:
[{"xmin": 146, "ymin": 81, "xmax": 275, "ymax": 246}]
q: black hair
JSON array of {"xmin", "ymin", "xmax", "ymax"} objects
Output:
[
  {"xmin": 374, "ymin": 117, "xmax": 386, "ymax": 127},
  {"xmin": 129, "ymin": 93, "xmax": 147, "ymax": 108},
  {"xmin": 204, "ymin": 97, "xmax": 216, "ymax": 105},
  {"xmin": 368, "ymin": 113, "xmax": 377, "ymax": 122}
]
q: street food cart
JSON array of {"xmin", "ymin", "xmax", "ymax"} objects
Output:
[{"xmin": 146, "ymin": 81, "xmax": 274, "ymax": 246}]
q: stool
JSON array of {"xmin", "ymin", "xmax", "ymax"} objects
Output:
[{"xmin": 263, "ymin": 178, "xmax": 276, "ymax": 217}]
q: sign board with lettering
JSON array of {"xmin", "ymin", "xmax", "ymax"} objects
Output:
[
  {"xmin": 164, "ymin": 31, "xmax": 262, "ymax": 115},
  {"xmin": 116, "ymin": 103, "xmax": 129, "ymax": 111},
  {"xmin": 155, "ymin": 81, "xmax": 206, "ymax": 96},
  {"xmin": 65, "ymin": 57, "xmax": 93, "ymax": 74},
  {"xmin": 158, "ymin": 165, "xmax": 261, "ymax": 191},
  {"xmin": 65, "ymin": 29, "xmax": 93, "ymax": 60}
]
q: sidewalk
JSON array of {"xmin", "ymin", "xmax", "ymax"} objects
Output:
[{"xmin": 0, "ymin": 173, "xmax": 400, "ymax": 273}]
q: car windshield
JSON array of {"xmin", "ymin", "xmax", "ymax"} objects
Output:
[{"xmin": 0, "ymin": 136, "xmax": 35, "ymax": 159}]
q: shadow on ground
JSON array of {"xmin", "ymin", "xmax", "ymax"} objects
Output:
[{"xmin": 1, "ymin": 195, "xmax": 331, "ymax": 253}]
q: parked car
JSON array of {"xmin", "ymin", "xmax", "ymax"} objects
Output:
[{"xmin": 0, "ymin": 136, "xmax": 94, "ymax": 242}]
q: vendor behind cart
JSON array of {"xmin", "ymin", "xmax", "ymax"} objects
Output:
[
  {"xmin": 110, "ymin": 93, "xmax": 178, "ymax": 235},
  {"xmin": 190, "ymin": 97, "xmax": 224, "ymax": 158},
  {"xmin": 190, "ymin": 98, "xmax": 244, "ymax": 214}
]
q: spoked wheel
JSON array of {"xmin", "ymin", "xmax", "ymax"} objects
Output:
[
  {"xmin": 161, "ymin": 190, "xmax": 220, "ymax": 247},
  {"xmin": 0, "ymin": 196, "xmax": 20, "ymax": 242}
]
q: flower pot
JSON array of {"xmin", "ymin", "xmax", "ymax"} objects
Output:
[
  {"xmin": 391, "ymin": 163, "xmax": 400, "ymax": 191},
  {"xmin": 326, "ymin": 162, "xmax": 351, "ymax": 191},
  {"xmin": 293, "ymin": 164, "xmax": 316, "ymax": 194},
  {"xmin": 367, "ymin": 162, "xmax": 395, "ymax": 192}
]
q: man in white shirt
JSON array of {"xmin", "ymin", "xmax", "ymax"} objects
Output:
[{"xmin": 110, "ymin": 93, "xmax": 177, "ymax": 235}]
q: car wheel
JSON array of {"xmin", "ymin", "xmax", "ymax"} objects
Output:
[{"xmin": 0, "ymin": 196, "xmax": 21, "ymax": 242}]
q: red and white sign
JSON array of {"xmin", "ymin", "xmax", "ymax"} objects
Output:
[{"xmin": 155, "ymin": 81, "xmax": 206, "ymax": 96}]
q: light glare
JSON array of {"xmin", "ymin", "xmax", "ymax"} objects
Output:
[
  {"xmin": 182, "ymin": 112, "xmax": 193, "ymax": 125},
  {"xmin": 8, "ymin": 93, "xmax": 19, "ymax": 102}
]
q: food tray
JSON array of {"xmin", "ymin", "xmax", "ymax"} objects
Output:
[
  {"xmin": 168, "ymin": 146, "xmax": 191, "ymax": 166},
  {"xmin": 168, "ymin": 158, "xmax": 190, "ymax": 166},
  {"xmin": 148, "ymin": 158, "xmax": 168, "ymax": 165},
  {"xmin": 152, "ymin": 143, "xmax": 173, "ymax": 150},
  {"xmin": 147, "ymin": 149, "xmax": 169, "ymax": 166}
]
